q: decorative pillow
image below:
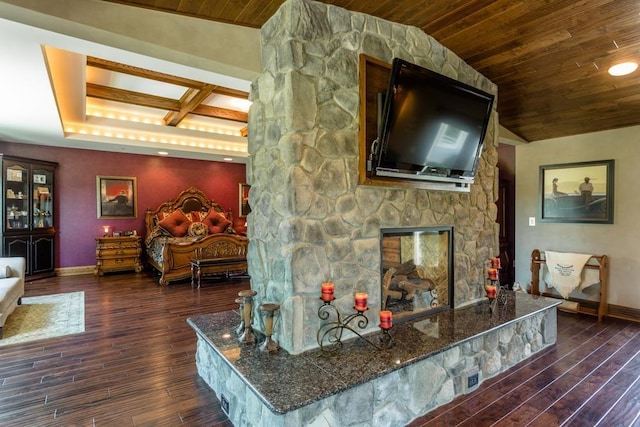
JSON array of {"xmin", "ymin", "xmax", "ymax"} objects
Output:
[
  {"xmin": 202, "ymin": 209, "xmax": 232, "ymax": 235},
  {"xmin": 157, "ymin": 209, "xmax": 191, "ymax": 237},
  {"xmin": 188, "ymin": 210, "xmax": 208, "ymax": 223},
  {"xmin": 156, "ymin": 211, "xmax": 172, "ymax": 223},
  {"xmin": 0, "ymin": 265, "xmax": 11, "ymax": 279},
  {"xmin": 188, "ymin": 221, "xmax": 208, "ymax": 237}
]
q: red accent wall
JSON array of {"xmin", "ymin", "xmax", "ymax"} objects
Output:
[{"xmin": 0, "ymin": 142, "xmax": 246, "ymax": 268}]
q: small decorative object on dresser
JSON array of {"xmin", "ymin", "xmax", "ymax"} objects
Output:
[{"xmin": 94, "ymin": 236, "xmax": 143, "ymax": 276}]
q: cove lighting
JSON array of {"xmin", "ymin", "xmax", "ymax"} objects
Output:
[
  {"xmin": 608, "ymin": 62, "xmax": 638, "ymax": 76},
  {"xmin": 66, "ymin": 126, "xmax": 248, "ymax": 154}
]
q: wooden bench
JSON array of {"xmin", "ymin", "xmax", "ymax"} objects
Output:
[
  {"xmin": 190, "ymin": 257, "xmax": 248, "ymax": 288},
  {"xmin": 530, "ymin": 249, "xmax": 608, "ymax": 321}
]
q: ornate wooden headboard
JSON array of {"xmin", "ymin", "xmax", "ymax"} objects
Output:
[{"xmin": 144, "ymin": 187, "xmax": 228, "ymax": 236}]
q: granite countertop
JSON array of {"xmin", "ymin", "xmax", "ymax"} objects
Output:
[{"xmin": 187, "ymin": 291, "xmax": 561, "ymax": 414}]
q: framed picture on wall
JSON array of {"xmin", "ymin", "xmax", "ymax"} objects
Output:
[
  {"xmin": 97, "ymin": 176, "xmax": 137, "ymax": 219},
  {"xmin": 239, "ymin": 183, "xmax": 251, "ymax": 217},
  {"xmin": 539, "ymin": 160, "xmax": 614, "ymax": 224}
]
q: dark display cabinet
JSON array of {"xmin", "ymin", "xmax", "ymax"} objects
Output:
[{"xmin": 1, "ymin": 155, "xmax": 57, "ymax": 279}]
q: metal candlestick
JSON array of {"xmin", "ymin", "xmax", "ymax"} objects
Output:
[
  {"xmin": 259, "ymin": 303, "xmax": 280, "ymax": 353},
  {"xmin": 378, "ymin": 326, "xmax": 394, "ymax": 348},
  {"xmin": 238, "ymin": 289, "xmax": 257, "ymax": 344},
  {"xmin": 485, "ymin": 278, "xmax": 507, "ymax": 312},
  {"xmin": 317, "ymin": 299, "xmax": 393, "ymax": 354}
]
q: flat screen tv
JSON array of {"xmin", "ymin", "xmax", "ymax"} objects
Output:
[{"xmin": 375, "ymin": 58, "xmax": 495, "ymax": 187}]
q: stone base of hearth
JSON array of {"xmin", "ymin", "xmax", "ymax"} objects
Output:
[{"xmin": 188, "ymin": 292, "xmax": 560, "ymax": 426}]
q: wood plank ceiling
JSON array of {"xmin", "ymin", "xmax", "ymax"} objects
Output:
[{"xmin": 103, "ymin": 0, "xmax": 640, "ymax": 143}]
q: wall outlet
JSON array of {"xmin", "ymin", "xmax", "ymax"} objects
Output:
[
  {"xmin": 221, "ymin": 394, "xmax": 230, "ymax": 415},
  {"xmin": 465, "ymin": 366, "xmax": 480, "ymax": 393},
  {"xmin": 528, "ymin": 217, "xmax": 536, "ymax": 226}
]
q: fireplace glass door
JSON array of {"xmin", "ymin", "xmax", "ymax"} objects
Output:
[{"xmin": 380, "ymin": 226, "xmax": 453, "ymax": 322}]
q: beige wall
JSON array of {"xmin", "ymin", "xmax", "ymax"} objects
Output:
[{"xmin": 515, "ymin": 126, "xmax": 640, "ymax": 310}]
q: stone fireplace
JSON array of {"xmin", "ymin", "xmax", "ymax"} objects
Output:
[
  {"xmin": 246, "ymin": 0, "xmax": 499, "ymax": 354},
  {"xmin": 190, "ymin": 3, "xmax": 562, "ymax": 425}
]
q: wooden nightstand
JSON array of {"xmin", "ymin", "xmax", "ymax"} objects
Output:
[{"xmin": 94, "ymin": 236, "xmax": 143, "ymax": 276}]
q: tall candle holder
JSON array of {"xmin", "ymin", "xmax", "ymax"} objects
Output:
[
  {"xmin": 379, "ymin": 309, "xmax": 394, "ymax": 347},
  {"xmin": 238, "ymin": 289, "xmax": 257, "ymax": 344},
  {"xmin": 259, "ymin": 303, "xmax": 280, "ymax": 353},
  {"xmin": 317, "ymin": 299, "xmax": 393, "ymax": 354},
  {"xmin": 485, "ymin": 257, "xmax": 507, "ymax": 312},
  {"xmin": 234, "ymin": 297, "xmax": 245, "ymax": 336},
  {"xmin": 485, "ymin": 278, "xmax": 500, "ymax": 312}
]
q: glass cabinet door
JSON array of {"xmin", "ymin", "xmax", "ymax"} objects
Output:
[
  {"xmin": 32, "ymin": 166, "xmax": 54, "ymax": 229},
  {"xmin": 5, "ymin": 162, "xmax": 29, "ymax": 231}
]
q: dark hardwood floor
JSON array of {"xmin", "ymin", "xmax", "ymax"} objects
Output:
[
  {"xmin": 0, "ymin": 272, "xmax": 240, "ymax": 426},
  {"xmin": 0, "ymin": 272, "xmax": 638, "ymax": 426}
]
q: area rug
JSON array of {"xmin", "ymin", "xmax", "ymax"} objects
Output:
[{"xmin": 0, "ymin": 291, "xmax": 85, "ymax": 346}]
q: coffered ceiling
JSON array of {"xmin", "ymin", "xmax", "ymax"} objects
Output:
[
  {"xmin": 77, "ymin": 54, "xmax": 250, "ymax": 155},
  {"xmin": 104, "ymin": 0, "xmax": 640, "ymax": 143},
  {"xmin": 54, "ymin": 49, "xmax": 252, "ymax": 162}
]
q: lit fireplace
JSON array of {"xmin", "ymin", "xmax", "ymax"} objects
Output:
[{"xmin": 380, "ymin": 226, "xmax": 454, "ymax": 322}]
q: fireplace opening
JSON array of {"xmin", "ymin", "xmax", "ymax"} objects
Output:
[{"xmin": 380, "ymin": 226, "xmax": 454, "ymax": 323}]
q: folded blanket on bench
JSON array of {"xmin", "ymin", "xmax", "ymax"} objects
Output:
[{"xmin": 543, "ymin": 251, "xmax": 597, "ymax": 299}]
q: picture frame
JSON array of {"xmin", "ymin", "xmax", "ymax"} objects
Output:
[
  {"xmin": 539, "ymin": 160, "xmax": 614, "ymax": 224},
  {"xmin": 6, "ymin": 168, "xmax": 22, "ymax": 182},
  {"xmin": 97, "ymin": 176, "xmax": 137, "ymax": 219},
  {"xmin": 239, "ymin": 183, "xmax": 251, "ymax": 217},
  {"xmin": 33, "ymin": 174, "xmax": 47, "ymax": 184}
]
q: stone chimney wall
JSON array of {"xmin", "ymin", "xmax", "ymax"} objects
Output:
[{"xmin": 246, "ymin": 0, "xmax": 499, "ymax": 354}]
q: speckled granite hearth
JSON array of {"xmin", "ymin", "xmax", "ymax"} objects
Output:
[{"xmin": 188, "ymin": 292, "xmax": 560, "ymax": 426}]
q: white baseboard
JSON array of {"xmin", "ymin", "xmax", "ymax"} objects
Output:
[{"xmin": 56, "ymin": 265, "xmax": 94, "ymax": 276}]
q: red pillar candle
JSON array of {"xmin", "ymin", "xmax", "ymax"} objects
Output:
[
  {"xmin": 485, "ymin": 284, "xmax": 497, "ymax": 299},
  {"xmin": 491, "ymin": 257, "xmax": 501, "ymax": 269},
  {"xmin": 320, "ymin": 281, "xmax": 335, "ymax": 302},
  {"xmin": 354, "ymin": 292, "xmax": 368, "ymax": 311},
  {"xmin": 380, "ymin": 310, "xmax": 393, "ymax": 330},
  {"xmin": 488, "ymin": 268, "xmax": 498, "ymax": 281}
]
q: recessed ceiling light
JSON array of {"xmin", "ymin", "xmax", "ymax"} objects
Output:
[
  {"xmin": 158, "ymin": 151, "xmax": 169, "ymax": 156},
  {"xmin": 608, "ymin": 62, "xmax": 638, "ymax": 76},
  {"xmin": 223, "ymin": 157, "xmax": 233, "ymax": 161}
]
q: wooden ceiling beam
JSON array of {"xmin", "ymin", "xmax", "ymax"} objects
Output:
[
  {"xmin": 164, "ymin": 85, "xmax": 216, "ymax": 126},
  {"xmin": 88, "ymin": 56, "xmax": 208, "ymax": 90},
  {"xmin": 87, "ymin": 56, "xmax": 249, "ymax": 99},
  {"xmin": 192, "ymin": 105, "xmax": 248, "ymax": 123},
  {"xmin": 87, "ymin": 83, "xmax": 249, "ymax": 123},
  {"xmin": 86, "ymin": 83, "xmax": 181, "ymax": 111}
]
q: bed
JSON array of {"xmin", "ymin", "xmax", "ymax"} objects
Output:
[{"xmin": 144, "ymin": 187, "xmax": 248, "ymax": 286}]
